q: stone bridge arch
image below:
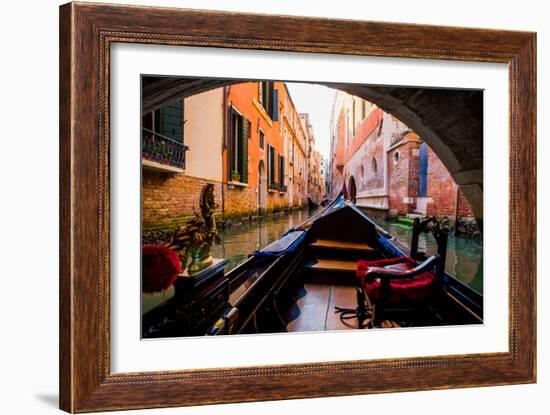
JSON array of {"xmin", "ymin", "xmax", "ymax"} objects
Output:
[{"xmin": 142, "ymin": 77, "xmax": 483, "ymax": 222}]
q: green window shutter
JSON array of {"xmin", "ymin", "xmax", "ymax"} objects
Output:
[
  {"xmin": 267, "ymin": 146, "xmax": 271, "ymax": 184},
  {"xmin": 228, "ymin": 107, "xmax": 235, "ymax": 179},
  {"xmin": 263, "ymin": 82, "xmax": 269, "ymax": 110},
  {"xmin": 161, "ymin": 100, "xmax": 183, "ymax": 142},
  {"xmin": 241, "ymin": 118, "xmax": 250, "ymax": 183},
  {"xmin": 236, "ymin": 114, "xmax": 244, "ymax": 180},
  {"xmin": 268, "ymin": 147, "xmax": 271, "ymax": 184},
  {"xmin": 269, "ymin": 147, "xmax": 275, "ymax": 184},
  {"xmin": 270, "ymin": 146, "xmax": 276, "ymax": 185},
  {"xmin": 267, "ymin": 82, "xmax": 274, "ymax": 118},
  {"xmin": 279, "ymin": 155, "xmax": 285, "ymax": 185},
  {"xmin": 272, "ymin": 89, "xmax": 279, "ymax": 121}
]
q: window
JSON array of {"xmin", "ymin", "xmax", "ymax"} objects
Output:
[
  {"xmin": 141, "ymin": 99, "xmax": 186, "ymax": 168},
  {"xmin": 377, "ymin": 118, "xmax": 384, "ymax": 136},
  {"xmin": 259, "ymin": 130, "xmax": 265, "ymax": 150},
  {"xmin": 278, "ymin": 154, "xmax": 285, "ymax": 188},
  {"xmin": 142, "ymin": 99, "xmax": 184, "ymax": 142},
  {"xmin": 258, "ymin": 81, "xmax": 278, "ymax": 121},
  {"xmin": 393, "ymin": 150, "xmax": 400, "ymax": 165},
  {"xmin": 229, "ymin": 106, "xmax": 250, "ymax": 183},
  {"xmin": 371, "ymin": 157, "xmax": 378, "ymax": 177},
  {"xmin": 361, "ymin": 100, "xmax": 366, "ymax": 120},
  {"xmin": 268, "ymin": 145, "xmax": 276, "ymax": 186}
]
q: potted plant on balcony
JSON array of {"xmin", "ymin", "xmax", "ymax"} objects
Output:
[{"xmin": 231, "ymin": 170, "xmax": 241, "ymax": 182}]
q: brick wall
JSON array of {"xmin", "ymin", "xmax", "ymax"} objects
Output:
[
  {"xmin": 142, "ymin": 168, "xmax": 291, "ymax": 231},
  {"xmin": 142, "ymin": 170, "xmax": 223, "ymax": 231},
  {"xmin": 425, "ymin": 148, "xmax": 473, "ymax": 217},
  {"xmin": 222, "ymin": 182, "xmax": 289, "ymax": 220},
  {"xmin": 387, "ymin": 140, "xmax": 420, "ymax": 214},
  {"xmin": 222, "ymin": 184, "xmax": 257, "ymax": 219},
  {"xmin": 342, "ymin": 117, "xmax": 385, "ymax": 199},
  {"xmin": 346, "ymin": 108, "xmax": 383, "ymax": 162}
]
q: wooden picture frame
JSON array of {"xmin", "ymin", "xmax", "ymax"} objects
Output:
[{"xmin": 59, "ymin": 2, "xmax": 536, "ymax": 412}]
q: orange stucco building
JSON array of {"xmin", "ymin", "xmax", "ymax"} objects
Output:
[
  {"xmin": 222, "ymin": 81, "xmax": 314, "ymax": 220},
  {"xmin": 141, "ymin": 80, "xmax": 323, "ymax": 236}
]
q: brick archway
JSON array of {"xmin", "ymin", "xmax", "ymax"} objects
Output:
[{"xmin": 142, "ymin": 77, "xmax": 483, "ymax": 222}]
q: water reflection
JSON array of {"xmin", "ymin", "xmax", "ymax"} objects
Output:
[
  {"xmin": 211, "ymin": 209, "xmax": 315, "ymax": 272},
  {"xmin": 370, "ymin": 218, "xmax": 483, "ymax": 294}
]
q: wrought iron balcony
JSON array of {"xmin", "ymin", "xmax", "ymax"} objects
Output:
[{"xmin": 142, "ymin": 127, "xmax": 189, "ymax": 169}]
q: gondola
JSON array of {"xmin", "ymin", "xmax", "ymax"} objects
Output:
[
  {"xmin": 142, "ymin": 194, "xmax": 483, "ymax": 338},
  {"xmin": 307, "ymin": 197, "xmax": 319, "ymax": 210}
]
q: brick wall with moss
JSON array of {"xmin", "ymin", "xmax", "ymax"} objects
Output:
[{"xmin": 142, "ymin": 169, "xmax": 223, "ymax": 232}]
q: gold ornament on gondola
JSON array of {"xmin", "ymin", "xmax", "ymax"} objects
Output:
[{"xmin": 167, "ymin": 183, "xmax": 221, "ymax": 274}]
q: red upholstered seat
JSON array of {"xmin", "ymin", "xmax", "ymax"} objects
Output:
[{"xmin": 356, "ymin": 256, "xmax": 437, "ymax": 304}]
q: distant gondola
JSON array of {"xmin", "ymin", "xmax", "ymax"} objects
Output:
[{"xmin": 143, "ymin": 193, "xmax": 483, "ymax": 338}]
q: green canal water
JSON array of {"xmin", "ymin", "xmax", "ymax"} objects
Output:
[{"xmin": 142, "ymin": 209, "xmax": 483, "ymax": 314}]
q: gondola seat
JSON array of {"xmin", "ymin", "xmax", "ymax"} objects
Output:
[{"xmin": 356, "ymin": 256, "xmax": 437, "ymax": 304}]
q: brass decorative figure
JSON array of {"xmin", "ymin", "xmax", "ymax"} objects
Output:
[{"xmin": 169, "ymin": 183, "xmax": 221, "ymax": 274}]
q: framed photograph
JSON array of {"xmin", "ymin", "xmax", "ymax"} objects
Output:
[{"xmin": 59, "ymin": 2, "xmax": 536, "ymax": 412}]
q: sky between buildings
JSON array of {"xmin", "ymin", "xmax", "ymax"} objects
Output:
[{"xmin": 285, "ymin": 82, "xmax": 336, "ymax": 160}]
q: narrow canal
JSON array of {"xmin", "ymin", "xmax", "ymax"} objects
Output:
[
  {"xmin": 142, "ymin": 208, "xmax": 483, "ymax": 314},
  {"xmin": 211, "ymin": 210, "xmax": 483, "ymax": 294}
]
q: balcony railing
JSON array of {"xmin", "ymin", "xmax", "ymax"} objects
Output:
[
  {"xmin": 142, "ymin": 127, "xmax": 189, "ymax": 169},
  {"xmin": 268, "ymin": 182, "xmax": 288, "ymax": 193}
]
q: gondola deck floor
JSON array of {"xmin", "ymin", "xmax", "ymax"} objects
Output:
[{"xmin": 287, "ymin": 283, "xmax": 360, "ymax": 332}]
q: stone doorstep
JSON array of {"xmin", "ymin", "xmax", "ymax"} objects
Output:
[{"xmin": 355, "ymin": 199, "xmax": 389, "ymax": 210}]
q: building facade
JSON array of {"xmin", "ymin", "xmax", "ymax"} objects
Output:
[
  {"xmin": 329, "ymin": 91, "xmax": 473, "ymax": 220},
  {"xmin": 141, "ymin": 81, "xmax": 324, "ymax": 234},
  {"xmin": 300, "ymin": 113, "xmax": 324, "ymax": 205},
  {"xmin": 319, "ymin": 156, "xmax": 328, "ymax": 198},
  {"xmin": 141, "ymin": 88, "xmax": 224, "ymax": 232}
]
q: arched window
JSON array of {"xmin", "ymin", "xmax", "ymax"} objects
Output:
[
  {"xmin": 393, "ymin": 150, "xmax": 400, "ymax": 165},
  {"xmin": 371, "ymin": 157, "xmax": 378, "ymax": 177}
]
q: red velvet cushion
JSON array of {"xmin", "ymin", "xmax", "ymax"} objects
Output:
[
  {"xmin": 142, "ymin": 244, "xmax": 181, "ymax": 294},
  {"xmin": 356, "ymin": 256, "xmax": 436, "ymax": 304}
]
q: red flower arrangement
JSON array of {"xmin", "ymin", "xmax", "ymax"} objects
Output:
[{"xmin": 142, "ymin": 244, "xmax": 181, "ymax": 294}]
